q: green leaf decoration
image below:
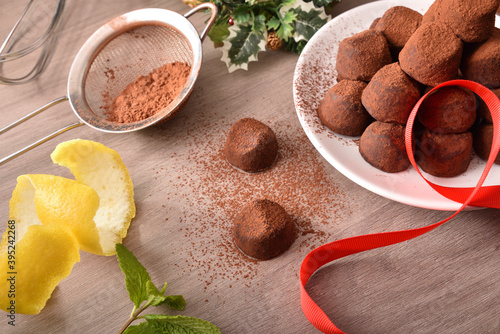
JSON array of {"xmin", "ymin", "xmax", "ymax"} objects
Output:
[
  {"xmin": 201, "ymin": 0, "xmax": 337, "ymax": 71},
  {"xmin": 220, "ymin": 22, "xmax": 267, "ymax": 72},
  {"xmin": 252, "ymin": 14, "xmax": 266, "ymax": 35},
  {"xmin": 146, "ymin": 280, "xmax": 186, "ymax": 310},
  {"xmin": 309, "ymin": 0, "xmax": 341, "ymax": 10},
  {"xmin": 124, "ymin": 315, "xmax": 221, "ymax": 334},
  {"xmin": 116, "ymin": 243, "xmax": 152, "ymax": 308},
  {"xmin": 232, "ymin": 6, "xmax": 251, "ymax": 24},
  {"xmin": 277, "ymin": 22, "xmax": 295, "ymax": 41},
  {"xmin": 207, "ymin": 23, "xmax": 230, "ymax": 45},
  {"xmin": 281, "ymin": 0, "xmax": 329, "ymax": 42},
  {"xmin": 281, "ymin": 11, "xmax": 297, "ymax": 25},
  {"xmin": 267, "ymin": 17, "xmax": 281, "ymax": 31}
]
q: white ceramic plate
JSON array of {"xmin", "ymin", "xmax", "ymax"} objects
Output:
[{"xmin": 293, "ymin": 0, "xmax": 500, "ymax": 211}]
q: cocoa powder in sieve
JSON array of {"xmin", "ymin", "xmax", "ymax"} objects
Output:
[{"xmin": 106, "ymin": 62, "xmax": 191, "ymax": 123}]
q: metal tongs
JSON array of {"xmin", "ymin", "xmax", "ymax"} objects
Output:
[{"xmin": 0, "ymin": 0, "xmax": 65, "ymax": 85}]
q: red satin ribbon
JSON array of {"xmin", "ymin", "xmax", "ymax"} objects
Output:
[{"xmin": 300, "ymin": 80, "xmax": 500, "ymax": 333}]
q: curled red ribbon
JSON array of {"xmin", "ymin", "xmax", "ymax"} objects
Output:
[{"xmin": 300, "ymin": 80, "xmax": 500, "ymax": 333}]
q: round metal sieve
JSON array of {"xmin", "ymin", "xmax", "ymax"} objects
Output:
[{"xmin": 0, "ymin": 3, "xmax": 217, "ymax": 165}]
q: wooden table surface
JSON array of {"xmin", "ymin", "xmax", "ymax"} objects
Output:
[{"xmin": 1, "ymin": 0, "xmax": 499, "ymax": 333}]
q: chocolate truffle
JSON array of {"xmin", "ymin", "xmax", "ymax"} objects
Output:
[
  {"xmin": 416, "ymin": 129, "xmax": 473, "ymax": 177},
  {"xmin": 477, "ymin": 88, "xmax": 500, "ymax": 123},
  {"xmin": 424, "ymin": 0, "xmax": 498, "ymax": 43},
  {"xmin": 361, "ymin": 62, "xmax": 421, "ymax": 124},
  {"xmin": 473, "ymin": 123, "xmax": 500, "ymax": 164},
  {"xmin": 336, "ymin": 29, "xmax": 392, "ymax": 82},
  {"xmin": 399, "ymin": 22, "xmax": 463, "ymax": 86},
  {"xmin": 375, "ymin": 6, "xmax": 422, "ymax": 50},
  {"xmin": 369, "ymin": 18, "xmax": 381, "ymax": 30},
  {"xmin": 233, "ymin": 199, "xmax": 294, "ymax": 260},
  {"xmin": 224, "ymin": 118, "xmax": 278, "ymax": 173},
  {"xmin": 461, "ymin": 28, "xmax": 500, "ymax": 88},
  {"xmin": 359, "ymin": 121, "xmax": 411, "ymax": 173},
  {"xmin": 421, "ymin": 0, "xmax": 442, "ymax": 25},
  {"xmin": 318, "ymin": 80, "xmax": 372, "ymax": 136},
  {"xmin": 418, "ymin": 87, "xmax": 477, "ymax": 133}
]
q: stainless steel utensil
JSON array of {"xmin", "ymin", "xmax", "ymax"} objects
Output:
[
  {"xmin": 0, "ymin": 0, "xmax": 65, "ymax": 85},
  {"xmin": 0, "ymin": 3, "xmax": 217, "ymax": 165}
]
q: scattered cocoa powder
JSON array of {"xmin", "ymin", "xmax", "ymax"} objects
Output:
[
  {"xmin": 106, "ymin": 62, "xmax": 191, "ymax": 123},
  {"xmin": 154, "ymin": 108, "xmax": 350, "ymax": 291}
]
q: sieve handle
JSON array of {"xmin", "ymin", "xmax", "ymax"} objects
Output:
[
  {"xmin": 0, "ymin": 122, "xmax": 83, "ymax": 166},
  {"xmin": 184, "ymin": 2, "xmax": 218, "ymax": 42},
  {"xmin": 0, "ymin": 96, "xmax": 68, "ymax": 134}
]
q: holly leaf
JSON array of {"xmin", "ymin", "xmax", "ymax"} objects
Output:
[
  {"xmin": 308, "ymin": 0, "xmax": 341, "ymax": 9},
  {"xmin": 220, "ymin": 22, "xmax": 267, "ymax": 72},
  {"xmin": 281, "ymin": 0, "xmax": 329, "ymax": 42},
  {"xmin": 252, "ymin": 14, "xmax": 266, "ymax": 35},
  {"xmin": 232, "ymin": 6, "xmax": 252, "ymax": 24},
  {"xmin": 207, "ymin": 23, "xmax": 230, "ymax": 45},
  {"xmin": 281, "ymin": 11, "xmax": 297, "ymax": 25},
  {"xmin": 267, "ymin": 17, "xmax": 281, "ymax": 31},
  {"xmin": 277, "ymin": 22, "xmax": 295, "ymax": 41},
  {"xmin": 123, "ymin": 315, "xmax": 221, "ymax": 334},
  {"xmin": 116, "ymin": 243, "xmax": 152, "ymax": 308}
]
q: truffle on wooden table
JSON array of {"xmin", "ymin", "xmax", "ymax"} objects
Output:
[
  {"xmin": 416, "ymin": 129, "xmax": 473, "ymax": 177},
  {"xmin": 224, "ymin": 118, "xmax": 278, "ymax": 173},
  {"xmin": 233, "ymin": 199, "xmax": 295, "ymax": 260},
  {"xmin": 361, "ymin": 62, "xmax": 421, "ymax": 125},
  {"xmin": 336, "ymin": 29, "xmax": 392, "ymax": 82},
  {"xmin": 359, "ymin": 121, "xmax": 411, "ymax": 173},
  {"xmin": 418, "ymin": 86, "xmax": 477, "ymax": 134},
  {"xmin": 318, "ymin": 80, "xmax": 372, "ymax": 136},
  {"xmin": 399, "ymin": 22, "xmax": 463, "ymax": 86}
]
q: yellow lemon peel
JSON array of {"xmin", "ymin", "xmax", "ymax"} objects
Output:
[
  {"xmin": 51, "ymin": 139, "xmax": 136, "ymax": 255},
  {"xmin": 0, "ymin": 224, "xmax": 80, "ymax": 315},
  {"xmin": 13, "ymin": 174, "xmax": 103, "ymax": 255},
  {"xmin": 0, "ymin": 139, "xmax": 135, "ymax": 315}
]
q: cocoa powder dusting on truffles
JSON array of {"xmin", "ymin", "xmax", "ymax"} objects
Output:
[{"xmin": 161, "ymin": 113, "xmax": 349, "ymax": 292}]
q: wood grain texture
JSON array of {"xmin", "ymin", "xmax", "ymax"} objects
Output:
[{"xmin": 0, "ymin": 0, "xmax": 499, "ymax": 333}]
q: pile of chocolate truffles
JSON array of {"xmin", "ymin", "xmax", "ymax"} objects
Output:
[{"xmin": 318, "ymin": 0, "xmax": 500, "ymax": 177}]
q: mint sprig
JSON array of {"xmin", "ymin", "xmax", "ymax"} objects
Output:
[{"xmin": 115, "ymin": 244, "xmax": 220, "ymax": 334}]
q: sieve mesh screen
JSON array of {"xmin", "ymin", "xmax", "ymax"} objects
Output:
[{"xmin": 84, "ymin": 24, "xmax": 193, "ymax": 119}]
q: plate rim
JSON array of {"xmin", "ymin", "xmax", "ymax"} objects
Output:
[{"xmin": 293, "ymin": 0, "xmax": 499, "ymax": 211}]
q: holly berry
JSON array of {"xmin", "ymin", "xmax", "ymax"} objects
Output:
[{"xmin": 228, "ymin": 17, "xmax": 234, "ymax": 26}]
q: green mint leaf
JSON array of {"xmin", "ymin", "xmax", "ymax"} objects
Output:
[
  {"xmin": 123, "ymin": 324, "xmax": 156, "ymax": 334},
  {"xmin": 116, "ymin": 243, "xmax": 152, "ymax": 308},
  {"xmin": 146, "ymin": 281, "xmax": 168, "ymax": 307},
  {"xmin": 124, "ymin": 315, "xmax": 221, "ymax": 334},
  {"xmin": 158, "ymin": 295, "xmax": 186, "ymax": 311},
  {"xmin": 267, "ymin": 17, "xmax": 281, "ymax": 31},
  {"xmin": 145, "ymin": 281, "xmax": 186, "ymax": 310}
]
